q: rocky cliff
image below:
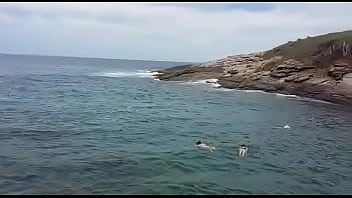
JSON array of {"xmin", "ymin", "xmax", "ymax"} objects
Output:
[{"xmin": 155, "ymin": 30, "xmax": 352, "ymax": 105}]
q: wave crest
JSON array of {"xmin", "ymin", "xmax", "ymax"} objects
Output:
[
  {"xmin": 180, "ymin": 79, "xmax": 221, "ymax": 88},
  {"xmin": 93, "ymin": 70, "xmax": 160, "ymax": 78}
]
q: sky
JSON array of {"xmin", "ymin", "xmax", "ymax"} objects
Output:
[{"xmin": 0, "ymin": 2, "xmax": 351, "ymax": 62}]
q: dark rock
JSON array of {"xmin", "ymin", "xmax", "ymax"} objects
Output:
[
  {"xmin": 293, "ymin": 76, "xmax": 310, "ymax": 83},
  {"xmin": 228, "ymin": 70, "xmax": 238, "ymax": 74},
  {"xmin": 157, "ymin": 45, "xmax": 352, "ymax": 106},
  {"xmin": 284, "ymin": 74, "xmax": 311, "ymax": 83},
  {"xmin": 283, "ymin": 75, "xmax": 296, "ymax": 82},
  {"xmin": 327, "ymin": 63, "xmax": 352, "ymax": 80},
  {"xmin": 270, "ymin": 70, "xmax": 296, "ymax": 78},
  {"xmin": 251, "ymin": 83, "xmax": 279, "ymax": 92},
  {"xmin": 270, "ymin": 60, "xmax": 314, "ymax": 78}
]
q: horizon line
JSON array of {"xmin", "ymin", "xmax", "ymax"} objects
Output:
[{"xmin": 0, "ymin": 52, "xmax": 197, "ymax": 63}]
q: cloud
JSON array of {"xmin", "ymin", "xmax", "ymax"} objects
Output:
[
  {"xmin": 0, "ymin": 3, "xmax": 351, "ymax": 62},
  {"xmin": 148, "ymin": 3, "xmax": 275, "ymax": 12}
]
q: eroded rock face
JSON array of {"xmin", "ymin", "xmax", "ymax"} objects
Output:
[
  {"xmin": 270, "ymin": 60, "xmax": 314, "ymax": 78},
  {"xmin": 228, "ymin": 70, "xmax": 238, "ymax": 74},
  {"xmin": 156, "ymin": 52, "xmax": 352, "ymax": 105},
  {"xmin": 283, "ymin": 74, "xmax": 312, "ymax": 83},
  {"xmin": 327, "ymin": 63, "xmax": 352, "ymax": 80}
]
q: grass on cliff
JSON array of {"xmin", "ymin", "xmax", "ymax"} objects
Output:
[{"xmin": 262, "ymin": 30, "xmax": 352, "ymax": 69}]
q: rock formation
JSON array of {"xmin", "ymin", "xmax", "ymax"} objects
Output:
[{"xmin": 155, "ymin": 30, "xmax": 352, "ymax": 105}]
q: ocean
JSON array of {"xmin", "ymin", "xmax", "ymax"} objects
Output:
[{"xmin": 0, "ymin": 54, "xmax": 351, "ymax": 194}]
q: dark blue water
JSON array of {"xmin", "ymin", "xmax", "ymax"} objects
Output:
[{"xmin": 0, "ymin": 54, "xmax": 351, "ymax": 194}]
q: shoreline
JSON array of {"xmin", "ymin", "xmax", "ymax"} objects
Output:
[
  {"xmin": 153, "ymin": 59, "xmax": 352, "ymax": 106},
  {"xmin": 154, "ymin": 31, "xmax": 352, "ymax": 106},
  {"xmin": 152, "ymin": 74, "xmax": 337, "ymax": 105}
]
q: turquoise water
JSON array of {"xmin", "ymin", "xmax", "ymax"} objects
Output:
[{"xmin": 0, "ymin": 54, "xmax": 351, "ymax": 194}]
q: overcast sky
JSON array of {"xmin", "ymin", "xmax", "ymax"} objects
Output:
[{"xmin": 0, "ymin": 2, "xmax": 351, "ymax": 62}]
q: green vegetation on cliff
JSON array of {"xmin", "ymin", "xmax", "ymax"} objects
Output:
[{"xmin": 263, "ymin": 30, "xmax": 352, "ymax": 69}]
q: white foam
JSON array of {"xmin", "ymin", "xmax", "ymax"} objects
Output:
[
  {"xmin": 275, "ymin": 92, "xmax": 334, "ymax": 104},
  {"xmin": 241, "ymin": 90, "xmax": 266, "ymax": 93},
  {"xmin": 93, "ymin": 70, "xmax": 161, "ymax": 78},
  {"xmin": 283, "ymin": 124, "xmax": 291, "ymax": 129},
  {"xmin": 274, "ymin": 93, "xmax": 299, "ymax": 98},
  {"xmin": 159, "ymin": 77, "xmax": 335, "ymax": 105},
  {"xmin": 216, "ymin": 87, "xmax": 233, "ymax": 91},
  {"xmin": 234, "ymin": 90, "xmax": 298, "ymax": 98},
  {"xmin": 211, "ymin": 87, "xmax": 335, "ymax": 105},
  {"xmin": 273, "ymin": 124, "xmax": 291, "ymax": 129},
  {"xmin": 290, "ymin": 96, "xmax": 333, "ymax": 104},
  {"xmin": 180, "ymin": 78, "xmax": 221, "ymax": 88}
]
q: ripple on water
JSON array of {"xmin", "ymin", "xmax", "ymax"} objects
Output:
[{"xmin": 1, "ymin": 71, "xmax": 352, "ymax": 194}]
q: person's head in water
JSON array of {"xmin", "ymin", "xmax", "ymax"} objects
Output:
[
  {"xmin": 240, "ymin": 144, "xmax": 246, "ymax": 148},
  {"xmin": 196, "ymin": 140, "xmax": 201, "ymax": 145}
]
